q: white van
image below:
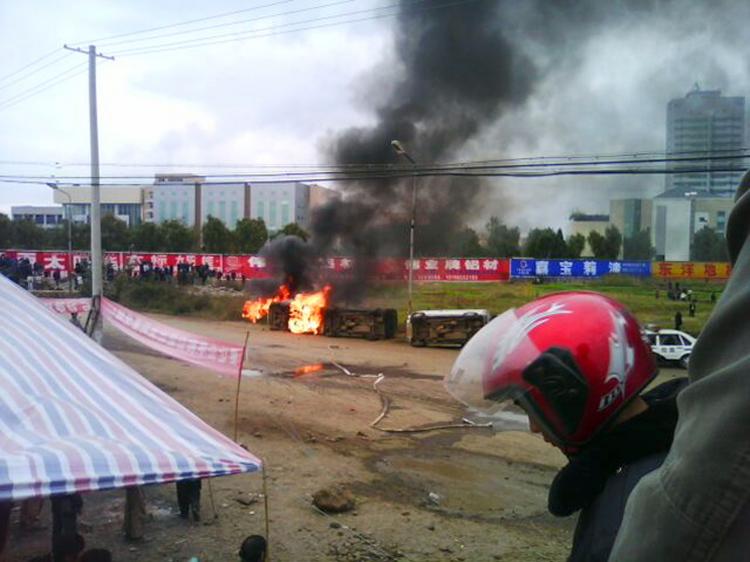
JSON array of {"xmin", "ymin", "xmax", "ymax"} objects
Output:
[{"xmin": 643, "ymin": 329, "xmax": 696, "ymax": 369}]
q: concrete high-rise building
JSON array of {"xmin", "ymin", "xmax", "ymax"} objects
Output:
[
  {"xmin": 52, "ymin": 186, "xmax": 145, "ymax": 226},
  {"xmin": 146, "ymin": 176, "xmax": 313, "ymax": 233},
  {"xmin": 651, "ymin": 189, "xmax": 734, "ymax": 260},
  {"xmin": 201, "ymin": 183, "xmax": 251, "ymax": 228},
  {"xmin": 666, "ymin": 87, "xmax": 746, "ymax": 194},
  {"xmin": 146, "ymin": 174, "xmax": 204, "ymax": 226},
  {"xmin": 568, "ymin": 213, "xmax": 610, "ymax": 257},
  {"xmin": 609, "ymin": 199, "xmax": 653, "ymax": 239},
  {"xmin": 309, "ymin": 184, "xmax": 340, "ymax": 210},
  {"xmin": 250, "ymin": 182, "xmax": 310, "ymax": 232},
  {"xmin": 11, "ymin": 206, "xmax": 64, "ymax": 229}
]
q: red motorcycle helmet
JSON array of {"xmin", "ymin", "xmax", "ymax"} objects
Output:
[{"xmin": 446, "ymin": 292, "xmax": 657, "ymax": 448}]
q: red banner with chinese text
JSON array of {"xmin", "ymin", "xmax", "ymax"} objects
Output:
[
  {"xmin": 2, "ymin": 250, "xmax": 510, "ymax": 282},
  {"xmin": 376, "ymin": 257, "xmax": 510, "ymax": 282}
]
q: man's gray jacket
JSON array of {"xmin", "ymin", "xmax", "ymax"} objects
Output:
[{"xmin": 609, "ymin": 171, "xmax": 750, "ymax": 561}]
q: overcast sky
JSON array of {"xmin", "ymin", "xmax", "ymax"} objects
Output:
[{"xmin": 1, "ymin": 0, "xmax": 748, "ymax": 232}]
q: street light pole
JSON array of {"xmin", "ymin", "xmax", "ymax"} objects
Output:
[
  {"xmin": 47, "ymin": 183, "xmax": 73, "ymax": 293},
  {"xmin": 391, "ymin": 140, "xmax": 418, "ymax": 316}
]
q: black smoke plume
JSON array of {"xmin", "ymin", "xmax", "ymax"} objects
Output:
[
  {"xmin": 253, "ymin": 0, "xmax": 536, "ymax": 302},
  {"xmin": 254, "ymin": 0, "xmax": 690, "ymax": 302}
]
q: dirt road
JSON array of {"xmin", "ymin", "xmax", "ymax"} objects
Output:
[{"xmin": 7, "ymin": 316, "xmax": 684, "ymax": 561}]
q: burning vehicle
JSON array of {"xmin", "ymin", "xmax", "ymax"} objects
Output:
[
  {"xmin": 242, "ymin": 283, "xmax": 397, "ymax": 340},
  {"xmin": 406, "ymin": 309, "xmax": 491, "ymax": 347}
]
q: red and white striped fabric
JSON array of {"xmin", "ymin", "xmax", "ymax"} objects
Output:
[
  {"xmin": 0, "ymin": 274, "xmax": 260, "ymax": 502},
  {"xmin": 101, "ymin": 298, "xmax": 244, "ymax": 377}
]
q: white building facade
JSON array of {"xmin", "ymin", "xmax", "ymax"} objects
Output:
[
  {"xmin": 52, "ymin": 186, "xmax": 144, "ymax": 226},
  {"xmin": 11, "ymin": 206, "xmax": 64, "ymax": 229},
  {"xmin": 147, "ymin": 174, "xmax": 203, "ymax": 226},
  {"xmin": 250, "ymin": 182, "xmax": 310, "ymax": 232},
  {"xmin": 201, "ymin": 183, "xmax": 250, "ymax": 228},
  {"xmin": 652, "ymin": 188, "xmax": 734, "ymax": 260}
]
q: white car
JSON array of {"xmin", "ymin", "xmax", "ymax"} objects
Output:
[
  {"xmin": 406, "ymin": 309, "xmax": 491, "ymax": 347},
  {"xmin": 643, "ymin": 329, "xmax": 696, "ymax": 369}
]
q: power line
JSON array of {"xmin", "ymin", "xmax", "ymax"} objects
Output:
[
  {"xmin": 0, "ymin": 163, "xmax": 746, "ymax": 188},
  {"xmin": 2, "ymin": 148, "xmax": 748, "ymax": 170},
  {"xmin": 109, "ymin": 0, "xmax": 419, "ymax": 57},
  {"xmin": 0, "ymin": 63, "xmax": 89, "ymax": 113},
  {"xmin": 68, "ymin": 0, "xmax": 295, "ymax": 47},
  {"xmin": 98, "ymin": 0, "xmax": 357, "ymax": 49},
  {"xmin": 2, "ymin": 150, "xmax": 747, "ymax": 180},
  {"xmin": 0, "ymin": 165, "xmax": 745, "ymax": 189},
  {"xmin": 0, "ymin": 48, "xmax": 61, "ymax": 85},
  {"xmin": 0, "ymin": 53, "xmax": 73, "ymax": 93},
  {"xmin": 109, "ymin": 0, "xmax": 472, "ymax": 58}
]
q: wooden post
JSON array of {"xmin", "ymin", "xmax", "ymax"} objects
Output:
[{"xmin": 233, "ymin": 332, "xmax": 250, "ymax": 442}]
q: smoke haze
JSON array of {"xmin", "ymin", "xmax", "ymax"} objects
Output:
[{"xmin": 256, "ymin": 0, "xmax": 750, "ymax": 298}]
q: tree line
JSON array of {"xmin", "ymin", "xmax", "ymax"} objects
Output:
[
  {"xmin": 0, "ymin": 212, "xmax": 729, "ymax": 261},
  {"xmin": 0, "ymin": 213, "xmax": 304, "ymax": 254},
  {"xmin": 455, "ymin": 217, "xmax": 651, "ymax": 260}
]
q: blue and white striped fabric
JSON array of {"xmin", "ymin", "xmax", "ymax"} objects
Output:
[{"xmin": 0, "ymin": 274, "xmax": 261, "ymax": 501}]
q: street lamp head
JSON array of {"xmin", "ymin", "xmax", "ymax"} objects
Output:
[
  {"xmin": 391, "ymin": 139, "xmax": 406, "ymax": 155},
  {"xmin": 391, "ymin": 139, "xmax": 416, "ymax": 164},
  {"xmin": 46, "ymin": 182, "xmax": 59, "ymax": 190}
]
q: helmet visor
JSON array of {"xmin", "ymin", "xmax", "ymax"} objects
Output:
[{"xmin": 445, "ymin": 307, "xmax": 539, "ymax": 415}]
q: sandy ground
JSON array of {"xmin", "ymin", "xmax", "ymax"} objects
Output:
[{"xmin": 5, "ymin": 316, "xmax": 684, "ymax": 562}]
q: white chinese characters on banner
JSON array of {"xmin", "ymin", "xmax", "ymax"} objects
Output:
[
  {"xmin": 583, "ymin": 261, "xmax": 597, "ymax": 276},
  {"xmin": 608, "ymin": 261, "xmax": 622, "ymax": 274},
  {"xmin": 559, "ymin": 261, "xmax": 574, "ymax": 276},
  {"xmin": 44, "ymin": 254, "xmax": 67, "ymax": 271},
  {"xmin": 445, "ymin": 259, "xmax": 462, "ymax": 271},
  {"xmin": 17, "ymin": 252, "xmax": 37, "ymax": 265},
  {"xmin": 535, "ymin": 261, "xmax": 549, "ymax": 276}
]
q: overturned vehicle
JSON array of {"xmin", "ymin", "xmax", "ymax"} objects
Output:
[{"xmin": 406, "ymin": 309, "xmax": 491, "ymax": 347}]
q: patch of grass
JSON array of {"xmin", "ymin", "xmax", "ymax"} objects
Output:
[
  {"xmin": 366, "ymin": 279, "xmax": 724, "ymax": 337},
  {"xmin": 107, "ymin": 275, "xmax": 725, "ymax": 337},
  {"xmin": 107, "ymin": 276, "xmax": 247, "ymax": 321}
]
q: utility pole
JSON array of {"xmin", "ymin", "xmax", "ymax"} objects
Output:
[
  {"xmin": 391, "ymin": 140, "xmax": 418, "ymax": 316},
  {"xmin": 64, "ymin": 44, "xmax": 114, "ymax": 337}
]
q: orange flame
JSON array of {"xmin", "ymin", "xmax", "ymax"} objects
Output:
[
  {"xmin": 288, "ymin": 286, "xmax": 331, "ymax": 335},
  {"xmin": 242, "ymin": 285, "xmax": 291, "ymax": 323},
  {"xmin": 241, "ymin": 284, "xmax": 331, "ymax": 335},
  {"xmin": 294, "ymin": 363, "xmax": 325, "ymax": 378}
]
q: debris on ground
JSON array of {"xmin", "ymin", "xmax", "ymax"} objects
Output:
[{"xmin": 313, "ymin": 486, "xmax": 356, "ymax": 513}]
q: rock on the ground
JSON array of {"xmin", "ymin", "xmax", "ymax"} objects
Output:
[{"xmin": 313, "ymin": 486, "xmax": 356, "ymax": 513}]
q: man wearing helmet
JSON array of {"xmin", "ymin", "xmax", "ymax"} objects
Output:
[{"xmin": 446, "ymin": 291, "xmax": 687, "ymax": 562}]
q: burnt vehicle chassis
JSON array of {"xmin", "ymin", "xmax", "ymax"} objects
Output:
[
  {"xmin": 407, "ymin": 310, "xmax": 490, "ymax": 347},
  {"xmin": 268, "ymin": 302, "xmax": 397, "ymax": 340}
]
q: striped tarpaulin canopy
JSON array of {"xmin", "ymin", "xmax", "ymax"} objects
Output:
[{"xmin": 0, "ymin": 274, "xmax": 261, "ymax": 502}]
